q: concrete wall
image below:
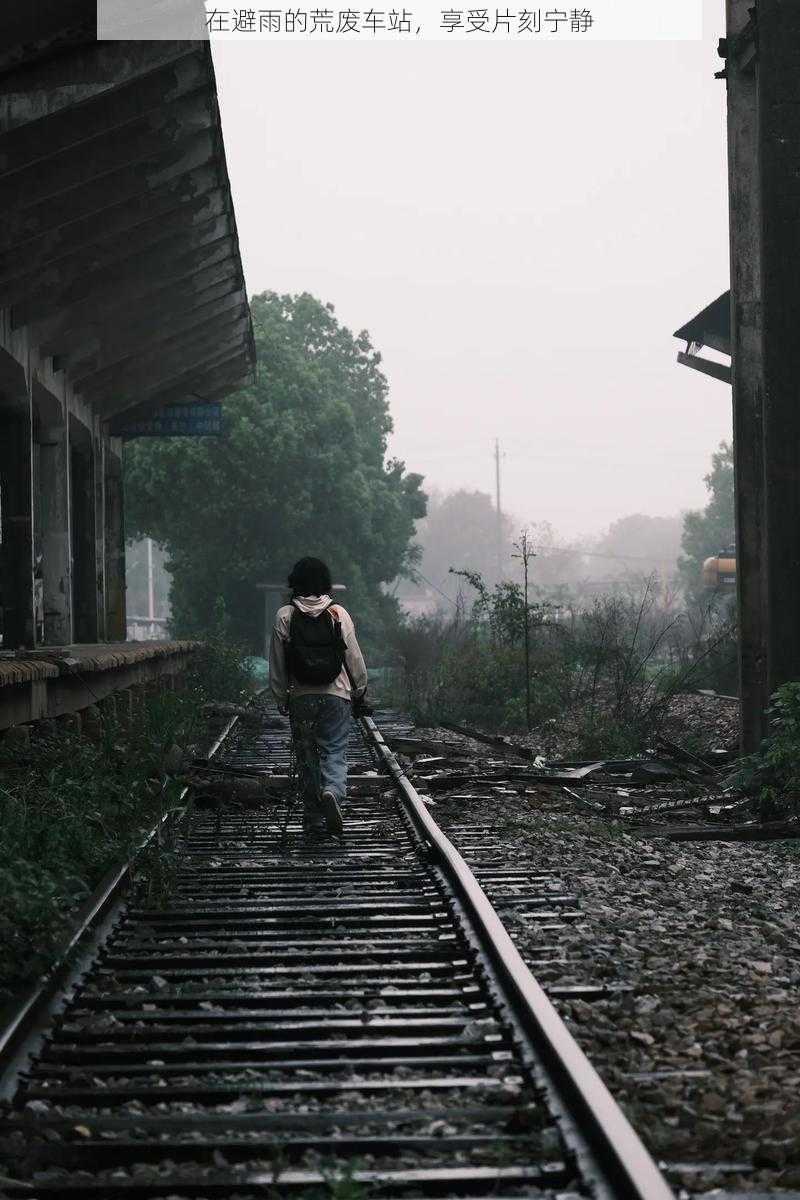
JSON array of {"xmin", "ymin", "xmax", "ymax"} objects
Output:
[{"xmin": 0, "ymin": 322, "xmax": 125, "ymax": 650}]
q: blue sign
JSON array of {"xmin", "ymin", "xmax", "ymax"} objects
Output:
[{"xmin": 117, "ymin": 403, "xmax": 223, "ymax": 439}]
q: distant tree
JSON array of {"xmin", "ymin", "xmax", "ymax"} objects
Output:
[
  {"xmin": 594, "ymin": 513, "xmax": 685, "ymax": 577},
  {"xmin": 524, "ymin": 521, "xmax": 587, "ymax": 595},
  {"xmin": 411, "ymin": 489, "xmax": 515, "ymax": 600},
  {"xmin": 679, "ymin": 442, "xmax": 735, "ymax": 594},
  {"xmin": 124, "ymin": 291, "xmax": 426, "ymax": 654}
]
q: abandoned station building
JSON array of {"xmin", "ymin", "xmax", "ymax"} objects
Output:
[{"xmin": 0, "ymin": 3, "xmax": 253, "ymax": 729}]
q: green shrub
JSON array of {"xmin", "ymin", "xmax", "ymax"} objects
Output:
[
  {"xmin": 0, "ymin": 636, "xmax": 250, "ymax": 999},
  {"xmin": 183, "ymin": 598, "xmax": 253, "ymax": 701},
  {"xmin": 729, "ymin": 682, "xmax": 800, "ymax": 818}
]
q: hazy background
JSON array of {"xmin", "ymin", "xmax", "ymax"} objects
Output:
[{"xmin": 211, "ymin": 0, "xmax": 730, "ymax": 541}]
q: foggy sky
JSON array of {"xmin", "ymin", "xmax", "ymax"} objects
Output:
[{"xmin": 212, "ymin": 0, "xmax": 730, "ymax": 540}]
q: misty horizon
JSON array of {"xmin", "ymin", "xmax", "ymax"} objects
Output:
[{"xmin": 212, "ymin": 0, "xmax": 729, "ymax": 543}]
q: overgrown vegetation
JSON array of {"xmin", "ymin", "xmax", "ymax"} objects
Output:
[
  {"xmin": 0, "ymin": 639, "xmax": 249, "ymax": 1002},
  {"xmin": 392, "ymin": 550, "xmax": 736, "ymax": 757},
  {"xmin": 731, "ymin": 682, "xmax": 800, "ymax": 820}
]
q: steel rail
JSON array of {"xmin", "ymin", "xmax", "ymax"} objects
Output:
[
  {"xmin": 0, "ymin": 709, "xmax": 240, "ymax": 1086},
  {"xmin": 362, "ymin": 714, "xmax": 675, "ymax": 1200}
]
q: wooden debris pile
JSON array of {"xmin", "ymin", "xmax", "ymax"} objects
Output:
[{"xmin": 400, "ymin": 719, "xmax": 800, "ymax": 844}]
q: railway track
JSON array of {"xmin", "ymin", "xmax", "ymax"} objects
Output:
[{"xmin": 0, "ymin": 701, "xmax": 673, "ymax": 1199}]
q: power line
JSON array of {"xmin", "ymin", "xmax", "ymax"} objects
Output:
[{"xmin": 413, "ymin": 572, "xmax": 458, "ymax": 607}]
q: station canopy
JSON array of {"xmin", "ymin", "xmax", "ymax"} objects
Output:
[{"xmin": 0, "ymin": 1, "xmax": 254, "ymax": 427}]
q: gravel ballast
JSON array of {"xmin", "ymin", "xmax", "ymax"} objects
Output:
[{"xmin": 409, "ymin": 706, "xmax": 800, "ymax": 1197}]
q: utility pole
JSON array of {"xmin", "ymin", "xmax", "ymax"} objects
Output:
[
  {"xmin": 494, "ymin": 438, "xmax": 503, "ymax": 583},
  {"xmin": 723, "ymin": 1, "xmax": 800, "ymax": 750},
  {"xmin": 512, "ymin": 530, "xmax": 536, "ymax": 732}
]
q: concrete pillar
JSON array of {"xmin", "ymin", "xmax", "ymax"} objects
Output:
[
  {"xmin": 758, "ymin": 3, "xmax": 800, "ymax": 704},
  {"xmin": 70, "ymin": 422, "xmax": 99, "ymax": 643},
  {"xmin": 104, "ymin": 437, "xmax": 126, "ymax": 642},
  {"xmin": 0, "ymin": 405, "xmax": 35, "ymax": 649},
  {"xmin": 726, "ymin": 2, "xmax": 800, "ymax": 747},
  {"xmin": 94, "ymin": 433, "xmax": 106, "ymax": 640},
  {"xmin": 38, "ymin": 422, "xmax": 73, "ymax": 645},
  {"xmin": 725, "ymin": 0, "xmax": 768, "ymax": 751}
]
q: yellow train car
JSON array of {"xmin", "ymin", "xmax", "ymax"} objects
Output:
[{"xmin": 702, "ymin": 551, "xmax": 736, "ymax": 589}]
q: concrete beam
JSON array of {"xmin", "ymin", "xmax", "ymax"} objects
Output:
[
  {"xmin": 69, "ymin": 286, "xmax": 247, "ymax": 381},
  {"xmin": 0, "ymin": 129, "xmax": 216, "ymax": 253},
  {"xmin": 94, "ymin": 335, "xmax": 250, "ymax": 416},
  {"xmin": 105, "ymin": 351, "xmax": 253, "ymax": 423},
  {"xmin": 19, "ymin": 229, "xmax": 235, "ymax": 333},
  {"xmin": 0, "ymin": 51, "xmax": 209, "ymax": 178},
  {"xmin": 37, "ymin": 259, "xmax": 240, "ymax": 356},
  {"xmin": 0, "ymin": 644, "xmax": 196, "ymax": 731},
  {"xmin": 0, "ymin": 168, "xmax": 223, "ymax": 286},
  {"xmin": 0, "ymin": 42, "xmax": 203, "ymax": 129},
  {"xmin": 2, "ymin": 198, "xmax": 231, "ymax": 312},
  {"xmin": 0, "ymin": 2, "xmax": 94, "ymax": 80},
  {"xmin": 0, "ymin": 88, "xmax": 215, "ymax": 214},
  {"xmin": 77, "ymin": 308, "xmax": 249, "ymax": 398},
  {"xmin": 58, "ymin": 278, "xmax": 245, "ymax": 375}
]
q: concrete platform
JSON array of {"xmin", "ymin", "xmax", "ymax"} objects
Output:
[{"xmin": 0, "ymin": 641, "xmax": 195, "ymax": 732}]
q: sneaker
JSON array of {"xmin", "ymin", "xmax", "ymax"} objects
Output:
[
  {"xmin": 320, "ymin": 789, "xmax": 344, "ymax": 837},
  {"xmin": 302, "ymin": 799, "xmax": 326, "ymax": 836}
]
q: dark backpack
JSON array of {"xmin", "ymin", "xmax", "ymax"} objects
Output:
[{"xmin": 287, "ymin": 602, "xmax": 346, "ymax": 685}]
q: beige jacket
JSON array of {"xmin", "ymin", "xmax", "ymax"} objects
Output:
[{"xmin": 269, "ymin": 594, "xmax": 368, "ymax": 706}]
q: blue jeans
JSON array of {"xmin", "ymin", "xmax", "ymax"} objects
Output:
[{"xmin": 289, "ymin": 695, "xmax": 352, "ymax": 822}]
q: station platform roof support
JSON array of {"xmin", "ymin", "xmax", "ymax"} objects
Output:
[{"xmin": 0, "ymin": 3, "xmax": 254, "ymax": 653}]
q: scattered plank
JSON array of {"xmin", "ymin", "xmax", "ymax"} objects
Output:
[
  {"xmin": 437, "ymin": 721, "xmax": 542, "ymax": 762},
  {"xmin": 655, "ymin": 733, "xmax": 719, "ymax": 777},
  {"xmin": 660, "ymin": 819, "xmax": 800, "ymax": 842},
  {"xmin": 387, "ymin": 735, "xmax": 471, "ymax": 759}
]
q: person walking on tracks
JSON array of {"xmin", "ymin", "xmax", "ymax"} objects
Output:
[{"xmin": 269, "ymin": 557, "xmax": 369, "ymax": 837}]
